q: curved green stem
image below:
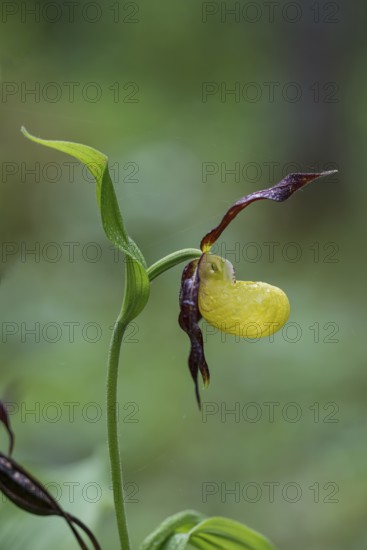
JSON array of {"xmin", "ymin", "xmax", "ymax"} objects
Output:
[
  {"xmin": 107, "ymin": 247, "xmax": 202, "ymax": 550},
  {"xmin": 107, "ymin": 316, "xmax": 131, "ymax": 550},
  {"xmin": 147, "ymin": 248, "xmax": 202, "ymax": 282}
]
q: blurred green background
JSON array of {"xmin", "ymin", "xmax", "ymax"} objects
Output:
[{"xmin": 0, "ymin": 1, "xmax": 365, "ymax": 549}]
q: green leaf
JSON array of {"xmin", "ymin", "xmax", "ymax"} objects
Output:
[
  {"xmin": 21, "ymin": 127, "xmax": 146, "ymax": 267},
  {"xmin": 139, "ymin": 510, "xmax": 204, "ymax": 550},
  {"xmin": 163, "ymin": 533, "xmax": 190, "ymax": 550},
  {"xmin": 189, "ymin": 517, "xmax": 277, "ymax": 550},
  {"xmin": 122, "ymin": 256, "xmax": 150, "ymax": 323},
  {"xmin": 21, "ymin": 127, "xmax": 149, "ymax": 321},
  {"xmin": 140, "ymin": 513, "xmax": 278, "ymax": 550}
]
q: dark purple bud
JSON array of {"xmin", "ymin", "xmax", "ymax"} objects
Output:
[
  {"xmin": 0, "ymin": 401, "xmax": 14, "ymax": 456},
  {"xmin": 0, "ymin": 400, "xmax": 101, "ymax": 549}
]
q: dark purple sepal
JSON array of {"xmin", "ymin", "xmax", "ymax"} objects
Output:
[
  {"xmin": 201, "ymin": 171, "xmax": 337, "ymax": 251},
  {"xmin": 178, "ymin": 258, "xmax": 209, "ymax": 408}
]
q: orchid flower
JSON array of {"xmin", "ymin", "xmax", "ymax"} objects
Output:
[{"xmin": 179, "ymin": 171, "xmax": 336, "ymax": 407}]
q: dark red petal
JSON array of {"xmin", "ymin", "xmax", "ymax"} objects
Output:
[
  {"xmin": 201, "ymin": 171, "xmax": 337, "ymax": 251},
  {"xmin": 179, "ymin": 259, "xmax": 210, "ymax": 408}
]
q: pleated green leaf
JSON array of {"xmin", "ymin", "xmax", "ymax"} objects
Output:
[
  {"xmin": 189, "ymin": 517, "xmax": 277, "ymax": 550},
  {"xmin": 140, "ymin": 512, "xmax": 278, "ymax": 550}
]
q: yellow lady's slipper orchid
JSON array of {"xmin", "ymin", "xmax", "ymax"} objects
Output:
[{"xmin": 179, "ymin": 170, "xmax": 337, "ymax": 407}]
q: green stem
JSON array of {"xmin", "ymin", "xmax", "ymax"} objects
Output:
[
  {"xmin": 147, "ymin": 248, "xmax": 202, "ymax": 282},
  {"xmin": 107, "ymin": 316, "xmax": 131, "ymax": 550},
  {"xmin": 107, "ymin": 247, "xmax": 202, "ymax": 550}
]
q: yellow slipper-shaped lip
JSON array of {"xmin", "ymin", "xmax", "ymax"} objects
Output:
[{"xmin": 198, "ymin": 254, "xmax": 290, "ymax": 338}]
